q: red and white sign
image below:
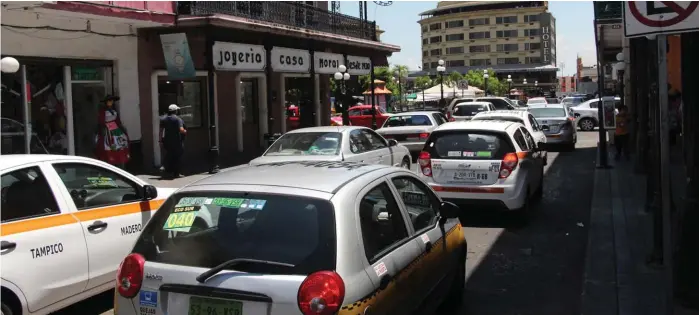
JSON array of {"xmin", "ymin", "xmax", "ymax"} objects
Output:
[
  {"xmin": 624, "ymin": 1, "xmax": 699, "ymax": 37},
  {"xmin": 373, "ymin": 262, "xmax": 388, "ymax": 277}
]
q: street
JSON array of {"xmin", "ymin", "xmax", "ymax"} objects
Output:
[{"xmin": 53, "ymin": 132, "xmax": 599, "ymax": 315}]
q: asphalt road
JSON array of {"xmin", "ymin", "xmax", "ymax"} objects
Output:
[{"xmin": 53, "ymin": 132, "xmax": 599, "ymax": 315}]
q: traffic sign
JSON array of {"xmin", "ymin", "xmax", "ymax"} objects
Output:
[
  {"xmin": 624, "ymin": 1, "xmax": 699, "ymax": 37},
  {"xmin": 457, "ymin": 80, "xmax": 469, "ymax": 89}
]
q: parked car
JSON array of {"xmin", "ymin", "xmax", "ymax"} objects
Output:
[
  {"xmin": 526, "ymin": 97, "xmax": 547, "ymax": 106},
  {"xmin": 471, "ymin": 110, "xmax": 548, "ymax": 164},
  {"xmin": 450, "ymin": 101, "xmax": 496, "ymax": 121},
  {"xmin": 417, "ymin": 120, "xmax": 545, "ymax": 212},
  {"xmin": 528, "ymin": 104, "xmax": 577, "ymax": 151},
  {"xmin": 375, "ymin": 111, "xmax": 447, "ymax": 154},
  {"xmin": 114, "ymin": 161, "xmax": 467, "ymax": 315},
  {"xmin": 347, "ymin": 105, "xmax": 392, "ymax": 128},
  {"xmin": 445, "ymin": 97, "xmax": 476, "ymax": 120},
  {"xmin": 0, "ymin": 155, "xmax": 176, "ymax": 315},
  {"xmin": 475, "ymin": 97, "xmax": 517, "ymax": 110},
  {"xmin": 545, "ymin": 98, "xmax": 560, "ymax": 104},
  {"xmin": 250, "ymin": 126, "xmax": 412, "ymax": 169},
  {"xmin": 570, "ymin": 96, "xmax": 621, "ymax": 131}
]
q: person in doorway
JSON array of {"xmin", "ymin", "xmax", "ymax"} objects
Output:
[
  {"xmin": 95, "ymin": 95, "xmax": 130, "ymax": 168},
  {"xmin": 160, "ymin": 104, "xmax": 187, "ymax": 179},
  {"xmin": 614, "ymin": 105, "xmax": 630, "ymax": 161}
]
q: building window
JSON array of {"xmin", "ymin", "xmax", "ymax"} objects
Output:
[
  {"xmin": 423, "ymin": 50, "xmax": 428, "ymax": 57},
  {"xmin": 422, "ymin": 38, "xmax": 428, "ymax": 45},
  {"xmin": 496, "ymin": 30, "xmax": 518, "ymax": 38},
  {"xmin": 422, "ymin": 26, "xmax": 428, "ymax": 33},
  {"xmin": 446, "ymin": 60, "xmax": 465, "ymax": 67},
  {"xmin": 469, "ymin": 18, "xmax": 489, "ymax": 26},
  {"xmin": 430, "ymin": 62, "xmax": 438, "ymax": 69},
  {"xmin": 524, "ymin": 42, "xmax": 541, "ymax": 50},
  {"xmin": 496, "ymin": 43, "xmax": 519, "ymax": 52},
  {"xmin": 445, "ymin": 20, "xmax": 464, "ymax": 28},
  {"xmin": 430, "ymin": 49, "xmax": 442, "ymax": 56},
  {"xmin": 446, "ymin": 46, "xmax": 465, "ymax": 54},
  {"xmin": 469, "ymin": 31, "xmax": 490, "ymax": 39},
  {"xmin": 158, "ymin": 78, "xmax": 206, "ymax": 128},
  {"xmin": 445, "ymin": 33, "xmax": 465, "ymax": 41},
  {"xmin": 497, "ymin": 57, "xmax": 520, "ymax": 65},
  {"xmin": 496, "ymin": 16, "xmax": 518, "ymax": 24},
  {"xmin": 429, "ymin": 23, "xmax": 441, "ymax": 31},
  {"xmin": 525, "ymin": 57, "xmax": 542, "ymax": 64},
  {"xmin": 524, "ymin": 14, "xmax": 539, "ymax": 22},
  {"xmin": 524, "ymin": 29, "xmax": 540, "ymax": 36},
  {"xmin": 469, "ymin": 45, "xmax": 491, "ymax": 53},
  {"xmin": 423, "ymin": 62, "xmax": 430, "ymax": 69},
  {"xmin": 470, "ymin": 59, "xmax": 492, "ymax": 66},
  {"xmin": 430, "ymin": 36, "xmax": 442, "ymax": 44}
]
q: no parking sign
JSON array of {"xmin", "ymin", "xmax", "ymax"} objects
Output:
[{"xmin": 624, "ymin": 1, "xmax": 699, "ymax": 37}]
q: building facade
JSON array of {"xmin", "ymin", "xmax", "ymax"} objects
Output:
[
  {"xmin": 414, "ymin": 1, "xmax": 558, "ymax": 93},
  {"xmin": 558, "ymin": 76, "xmax": 576, "ymax": 93}
]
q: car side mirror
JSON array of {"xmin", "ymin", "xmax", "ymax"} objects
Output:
[
  {"xmin": 440, "ymin": 201, "xmax": 460, "ymax": 220},
  {"xmin": 388, "ymin": 139, "xmax": 398, "ymax": 147},
  {"xmin": 142, "ymin": 185, "xmax": 158, "ymax": 200}
]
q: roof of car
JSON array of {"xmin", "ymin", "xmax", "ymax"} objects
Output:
[
  {"xmin": 528, "ymin": 104, "xmax": 568, "ymax": 109},
  {"xmin": 189, "ymin": 161, "xmax": 391, "ymax": 194},
  {"xmin": 390, "ymin": 111, "xmax": 439, "ymax": 116},
  {"xmin": 476, "ymin": 96, "xmax": 508, "ymax": 100},
  {"xmin": 434, "ymin": 120, "xmax": 519, "ymax": 132},
  {"xmin": 576, "ymin": 96, "xmax": 620, "ymax": 106},
  {"xmin": 0, "ymin": 154, "xmax": 106, "ymax": 170},
  {"xmin": 474, "ymin": 110, "xmax": 528, "ymax": 118},
  {"xmin": 455, "ymin": 101, "xmax": 492, "ymax": 106},
  {"xmin": 286, "ymin": 126, "xmax": 366, "ymax": 134}
]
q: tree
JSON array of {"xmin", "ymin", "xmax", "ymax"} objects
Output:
[
  {"xmin": 415, "ymin": 75, "xmax": 432, "ymax": 108},
  {"xmin": 448, "ymin": 71, "xmax": 464, "ymax": 94},
  {"xmin": 463, "ymin": 69, "xmax": 508, "ymax": 96}
]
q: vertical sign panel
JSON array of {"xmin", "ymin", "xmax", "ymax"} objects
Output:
[{"xmin": 160, "ymin": 33, "xmax": 196, "ymax": 80}]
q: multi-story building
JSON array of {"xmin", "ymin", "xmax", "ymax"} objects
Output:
[
  {"xmin": 558, "ymin": 76, "xmax": 576, "ymax": 93},
  {"xmin": 413, "ymin": 1, "xmax": 558, "ymax": 93}
]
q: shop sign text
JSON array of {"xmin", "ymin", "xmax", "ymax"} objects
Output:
[
  {"xmin": 346, "ymin": 55, "xmax": 372, "ymax": 75},
  {"xmin": 213, "ymin": 41, "xmax": 266, "ymax": 71},
  {"xmin": 271, "ymin": 47, "xmax": 310, "ymax": 73},
  {"xmin": 314, "ymin": 52, "xmax": 344, "ymax": 74}
]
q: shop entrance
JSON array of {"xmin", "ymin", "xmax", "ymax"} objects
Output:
[
  {"xmin": 241, "ymin": 78, "xmax": 261, "ymax": 158},
  {"xmin": 284, "ymin": 76, "xmax": 314, "ymax": 130}
]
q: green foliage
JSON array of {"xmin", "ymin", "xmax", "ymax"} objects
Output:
[
  {"xmin": 415, "ymin": 76, "xmax": 432, "ymax": 90},
  {"xmin": 463, "ymin": 69, "xmax": 508, "ymax": 96}
]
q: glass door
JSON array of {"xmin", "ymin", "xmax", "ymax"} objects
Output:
[{"xmin": 71, "ymin": 83, "xmax": 106, "ymax": 158}]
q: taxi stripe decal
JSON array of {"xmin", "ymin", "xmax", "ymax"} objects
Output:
[{"xmin": 0, "ymin": 199, "xmax": 165, "ymax": 236}]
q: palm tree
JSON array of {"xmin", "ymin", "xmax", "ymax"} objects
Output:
[
  {"xmin": 415, "ymin": 76, "xmax": 432, "ymax": 110},
  {"xmin": 448, "ymin": 71, "xmax": 464, "ymax": 96}
]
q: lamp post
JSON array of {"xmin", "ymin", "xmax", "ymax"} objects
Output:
[
  {"xmin": 1, "ymin": 57, "xmax": 31, "ymax": 155},
  {"xmin": 535, "ymin": 80, "xmax": 539, "ymax": 96},
  {"xmin": 483, "ymin": 69, "xmax": 489, "ymax": 96},
  {"xmin": 334, "ymin": 65, "xmax": 351, "ymax": 126},
  {"xmin": 436, "ymin": 59, "xmax": 446, "ymax": 108},
  {"xmin": 616, "ymin": 52, "xmax": 625, "ymax": 107},
  {"xmin": 506, "ymin": 74, "xmax": 512, "ymax": 96},
  {"xmin": 394, "ymin": 70, "xmax": 403, "ymax": 112}
]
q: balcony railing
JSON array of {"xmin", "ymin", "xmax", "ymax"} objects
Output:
[
  {"xmin": 178, "ymin": 1, "xmax": 377, "ymax": 41},
  {"xmin": 594, "ymin": 2, "xmax": 622, "ymax": 20}
]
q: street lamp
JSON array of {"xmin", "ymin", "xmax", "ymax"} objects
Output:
[
  {"xmin": 394, "ymin": 70, "xmax": 403, "ymax": 112},
  {"xmin": 1, "ymin": 57, "xmax": 20, "ymax": 73},
  {"xmin": 483, "ymin": 69, "xmax": 489, "ymax": 96},
  {"xmin": 534, "ymin": 80, "xmax": 538, "ymax": 96},
  {"xmin": 506, "ymin": 74, "xmax": 512, "ymax": 96},
  {"xmin": 334, "ymin": 65, "xmax": 351, "ymax": 126},
  {"xmin": 436, "ymin": 59, "xmax": 446, "ymax": 108}
]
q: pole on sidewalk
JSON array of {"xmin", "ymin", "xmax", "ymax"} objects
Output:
[
  {"xmin": 205, "ymin": 27, "xmax": 220, "ymax": 174},
  {"xmin": 593, "ymin": 15, "xmax": 610, "ymax": 168},
  {"xmin": 657, "ymin": 34, "xmax": 674, "ymax": 315},
  {"xmin": 20, "ymin": 65, "xmax": 31, "ymax": 154}
]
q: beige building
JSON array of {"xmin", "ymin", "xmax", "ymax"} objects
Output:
[{"xmin": 415, "ymin": 1, "xmax": 558, "ymax": 93}]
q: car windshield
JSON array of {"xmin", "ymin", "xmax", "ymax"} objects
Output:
[
  {"xmin": 132, "ymin": 192, "xmax": 336, "ymax": 275},
  {"xmin": 426, "ymin": 131, "xmax": 514, "ymax": 160},
  {"xmin": 478, "ymin": 98, "xmax": 510, "ymax": 110},
  {"xmin": 264, "ymin": 132, "xmax": 341, "ymax": 156},
  {"xmin": 530, "ymin": 107, "xmax": 568, "ymax": 118},
  {"xmin": 384, "ymin": 115, "xmax": 432, "ymax": 127},
  {"xmin": 454, "ymin": 104, "xmax": 489, "ymax": 116},
  {"xmin": 527, "ymin": 99, "xmax": 547, "ymax": 105}
]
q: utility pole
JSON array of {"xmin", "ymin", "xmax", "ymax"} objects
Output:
[{"xmin": 594, "ymin": 19, "xmax": 610, "ymax": 168}]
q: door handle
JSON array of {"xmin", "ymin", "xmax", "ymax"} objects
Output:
[
  {"xmin": 1, "ymin": 241, "xmax": 16, "ymax": 251},
  {"xmin": 379, "ymin": 274, "xmax": 392, "ymax": 290},
  {"xmin": 87, "ymin": 221, "xmax": 108, "ymax": 231}
]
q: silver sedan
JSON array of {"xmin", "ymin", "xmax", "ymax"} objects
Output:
[
  {"xmin": 374, "ymin": 111, "xmax": 447, "ymax": 154},
  {"xmin": 528, "ymin": 105, "xmax": 577, "ymax": 150}
]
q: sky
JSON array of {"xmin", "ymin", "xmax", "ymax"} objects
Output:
[{"xmin": 339, "ymin": 1, "xmax": 597, "ymax": 76}]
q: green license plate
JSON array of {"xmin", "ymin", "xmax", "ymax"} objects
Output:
[{"xmin": 188, "ymin": 296, "xmax": 243, "ymax": 315}]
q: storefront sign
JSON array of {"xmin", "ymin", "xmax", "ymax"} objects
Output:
[
  {"xmin": 160, "ymin": 33, "xmax": 196, "ymax": 80},
  {"xmin": 271, "ymin": 47, "xmax": 310, "ymax": 73},
  {"xmin": 213, "ymin": 42, "xmax": 266, "ymax": 71},
  {"xmin": 314, "ymin": 52, "xmax": 344, "ymax": 74},
  {"xmin": 539, "ymin": 13, "xmax": 555, "ymax": 66},
  {"xmin": 346, "ymin": 55, "xmax": 372, "ymax": 75},
  {"xmin": 72, "ymin": 67, "xmax": 103, "ymax": 81}
]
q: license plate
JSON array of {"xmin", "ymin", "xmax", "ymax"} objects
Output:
[
  {"xmin": 188, "ymin": 296, "xmax": 243, "ymax": 315},
  {"xmin": 453, "ymin": 171, "xmax": 488, "ymax": 181}
]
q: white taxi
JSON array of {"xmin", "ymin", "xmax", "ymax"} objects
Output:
[
  {"xmin": 416, "ymin": 120, "xmax": 545, "ymax": 212},
  {"xmin": 0, "ymin": 155, "xmax": 178, "ymax": 315}
]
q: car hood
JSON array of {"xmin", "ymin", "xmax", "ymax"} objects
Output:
[
  {"xmin": 156, "ymin": 187, "xmax": 177, "ymax": 199},
  {"xmin": 249, "ymin": 155, "xmax": 343, "ymax": 165}
]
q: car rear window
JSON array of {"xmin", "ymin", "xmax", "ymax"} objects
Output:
[
  {"xmin": 472, "ymin": 115, "xmax": 524, "ymax": 125},
  {"xmin": 384, "ymin": 115, "xmax": 432, "ymax": 127},
  {"xmin": 424, "ymin": 131, "xmax": 514, "ymax": 160},
  {"xmin": 478, "ymin": 98, "xmax": 510, "ymax": 110},
  {"xmin": 132, "ymin": 192, "xmax": 336, "ymax": 275},
  {"xmin": 529, "ymin": 107, "xmax": 567, "ymax": 118},
  {"xmin": 265, "ymin": 132, "xmax": 341, "ymax": 156},
  {"xmin": 454, "ymin": 104, "xmax": 489, "ymax": 116}
]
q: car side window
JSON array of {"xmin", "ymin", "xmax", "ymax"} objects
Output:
[
  {"xmin": 361, "ymin": 109, "xmax": 373, "ymax": 115},
  {"xmin": 348, "ymin": 109, "xmax": 361, "ymax": 116},
  {"xmin": 528, "ymin": 114, "xmax": 540, "ymax": 131},
  {"xmin": 361, "ymin": 129, "xmax": 388, "ymax": 150},
  {"xmin": 513, "ymin": 129, "xmax": 528, "ymax": 151},
  {"xmin": 391, "ymin": 176, "xmax": 440, "ymax": 232},
  {"xmin": 589, "ymin": 101, "xmax": 599, "ymax": 108},
  {"xmin": 52, "ymin": 163, "xmax": 140, "ymax": 210},
  {"xmin": 1, "ymin": 166, "xmax": 61, "ymax": 223},
  {"xmin": 432, "ymin": 113, "xmax": 447, "ymax": 125},
  {"xmin": 359, "ymin": 182, "xmax": 410, "ymax": 262},
  {"xmin": 349, "ymin": 129, "xmax": 370, "ymax": 153},
  {"xmin": 520, "ymin": 127, "xmax": 536, "ymax": 150}
]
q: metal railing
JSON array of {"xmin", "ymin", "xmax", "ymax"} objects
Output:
[{"xmin": 178, "ymin": 1, "xmax": 377, "ymax": 41}]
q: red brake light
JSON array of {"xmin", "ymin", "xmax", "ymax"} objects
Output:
[
  {"xmin": 419, "ymin": 133, "xmax": 430, "ymax": 140},
  {"xmin": 418, "ymin": 151, "xmax": 432, "ymax": 177},
  {"xmin": 116, "ymin": 253, "xmax": 145, "ymax": 298},
  {"xmin": 499, "ymin": 152, "xmax": 519, "ymax": 179},
  {"xmin": 298, "ymin": 271, "xmax": 345, "ymax": 315}
]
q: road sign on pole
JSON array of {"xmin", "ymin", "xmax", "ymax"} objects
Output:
[
  {"xmin": 624, "ymin": 1, "xmax": 699, "ymax": 37},
  {"xmin": 457, "ymin": 80, "xmax": 469, "ymax": 90}
]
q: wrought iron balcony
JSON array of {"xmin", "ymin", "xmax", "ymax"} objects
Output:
[
  {"xmin": 177, "ymin": 1, "xmax": 377, "ymax": 41},
  {"xmin": 594, "ymin": 1, "xmax": 622, "ymax": 20}
]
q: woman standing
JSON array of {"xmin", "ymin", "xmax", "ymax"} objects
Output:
[{"xmin": 95, "ymin": 95, "xmax": 130, "ymax": 168}]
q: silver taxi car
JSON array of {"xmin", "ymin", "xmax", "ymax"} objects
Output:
[
  {"xmin": 374, "ymin": 111, "xmax": 447, "ymax": 154},
  {"xmin": 114, "ymin": 161, "xmax": 467, "ymax": 315},
  {"xmin": 528, "ymin": 104, "xmax": 577, "ymax": 151}
]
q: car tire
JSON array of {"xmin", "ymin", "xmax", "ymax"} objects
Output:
[
  {"xmin": 579, "ymin": 118, "xmax": 595, "ymax": 131},
  {"xmin": 439, "ymin": 246, "xmax": 466, "ymax": 312},
  {"xmin": 1, "ymin": 301, "xmax": 14, "ymax": 315},
  {"xmin": 400, "ymin": 157, "xmax": 411, "ymax": 170}
]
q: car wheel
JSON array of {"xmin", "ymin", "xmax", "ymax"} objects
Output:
[
  {"xmin": 579, "ymin": 118, "xmax": 595, "ymax": 131},
  {"xmin": 400, "ymin": 157, "xmax": 411, "ymax": 170},
  {"xmin": 1, "ymin": 301, "xmax": 14, "ymax": 315},
  {"xmin": 438, "ymin": 246, "xmax": 466, "ymax": 312}
]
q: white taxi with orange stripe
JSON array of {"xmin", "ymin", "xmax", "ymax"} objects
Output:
[
  {"xmin": 0, "ymin": 155, "xmax": 181, "ymax": 315},
  {"xmin": 416, "ymin": 120, "xmax": 545, "ymax": 212}
]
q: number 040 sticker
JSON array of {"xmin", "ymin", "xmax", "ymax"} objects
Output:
[{"xmin": 163, "ymin": 206, "xmax": 200, "ymax": 232}]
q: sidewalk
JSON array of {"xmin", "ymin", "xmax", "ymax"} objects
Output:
[
  {"xmin": 137, "ymin": 165, "xmax": 244, "ymax": 188},
  {"xmin": 580, "ymin": 145, "xmax": 697, "ymax": 315}
]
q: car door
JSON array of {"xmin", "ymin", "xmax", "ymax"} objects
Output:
[
  {"xmin": 50, "ymin": 162, "xmax": 160, "ymax": 290},
  {"xmin": 527, "ymin": 113, "xmax": 547, "ymax": 144},
  {"xmin": 361, "ymin": 128, "xmax": 394, "ymax": 166},
  {"xmin": 356, "ymin": 180, "xmax": 423, "ymax": 314},
  {"xmin": 519, "ymin": 127, "xmax": 543, "ymax": 190},
  {"xmin": 1, "ymin": 164, "xmax": 89, "ymax": 313},
  {"xmin": 348, "ymin": 109, "xmax": 363, "ymax": 127}
]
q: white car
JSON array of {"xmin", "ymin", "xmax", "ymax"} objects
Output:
[
  {"xmin": 416, "ymin": 120, "xmax": 545, "ymax": 212},
  {"xmin": 0, "ymin": 155, "xmax": 178, "ymax": 315},
  {"xmin": 250, "ymin": 126, "xmax": 412, "ymax": 169},
  {"xmin": 450, "ymin": 101, "xmax": 496, "ymax": 121},
  {"xmin": 526, "ymin": 97, "xmax": 548, "ymax": 106},
  {"xmin": 570, "ymin": 96, "xmax": 621, "ymax": 131},
  {"xmin": 375, "ymin": 111, "xmax": 447, "ymax": 154},
  {"xmin": 470, "ymin": 110, "xmax": 548, "ymax": 164}
]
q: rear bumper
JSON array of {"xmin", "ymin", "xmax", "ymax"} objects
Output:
[
  {"xmin": 544, "ymin": 129, "xmax": 576, "ymax": 144},
  {"xmin": 428, "ymin": 182, "xmax": 526, "ymax": 210},
  {"xmin": 400, "ymin": 141, "xmax": 426, "ymax": 152}
]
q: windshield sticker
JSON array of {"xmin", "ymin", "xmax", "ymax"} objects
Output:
[
  {"xmin": 176, "ymin": 197, "xmax": 208, "ymax": 206},
  {"xmin": 139, "ymin": 290, "xmax": 158, "ymax": 307},
  {"xmin": 462, "ymin": 151, "xmax": 476, "ymax": 157},
  {"xmin": 163, "ymin": 210, "xmax": 199, "ymax": 232},
  {"xmin": 86, "ymin": 177, "xmax": 118, "ymax": 188},
  {"xmin": 476, "ymin": 151, "xmax": 493, "ymax": 157},
  {"xmin": 173, "ymin": 205, "xmax": 200, "ymax": 213},
  {"xmin": 447, "ymin": 151, "xmax": 462, "ymax": 157},
  {"xmin": 212, "ymin": 197, "xmax": 245, "ymax": 208}
]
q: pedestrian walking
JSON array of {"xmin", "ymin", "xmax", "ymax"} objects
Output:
[
  {"xmin": 95, "ymin": 95, "xmax": 130, "ymax": 168},
  {"xmin": 614, "ymin": 105, "xmax": 630, "ymax": 161},
  {"xmin": 160, "ymin": 104, "xmax": 187, "ymax": 179}
]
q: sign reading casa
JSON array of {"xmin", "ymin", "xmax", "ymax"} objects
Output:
[
  {"xmin": 213, "ymin": 42, "xmax": 266, "ymax": 71},
  {"xmin": 271, "ymin": 47, "xmax": 310, "ymax": 72},
  {"xmin": 347, "ymin": 55, "xmax": 372, "ymax": 75},
  {"xmin": 314, "ymin": 52, "xmax": 344, "ymax": 74}
]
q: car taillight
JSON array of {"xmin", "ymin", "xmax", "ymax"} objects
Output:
[
  {"xmin": 116, "ymin": 253, "xmax": 145, "ymax": 298},
  {"xmin": 418, "ymin": 151, "xmax": 432, "ymax": 177},
  {"xmin": 419, "ymin": 133, "xmax": 430, "ymax": 140},
  {"xmin": 499, "ymin": 152, "xmax": 519, "ymax": 179},
  {"xmin": 298, "ymin": 271, "xmax": 345, "ymax": 315}
]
